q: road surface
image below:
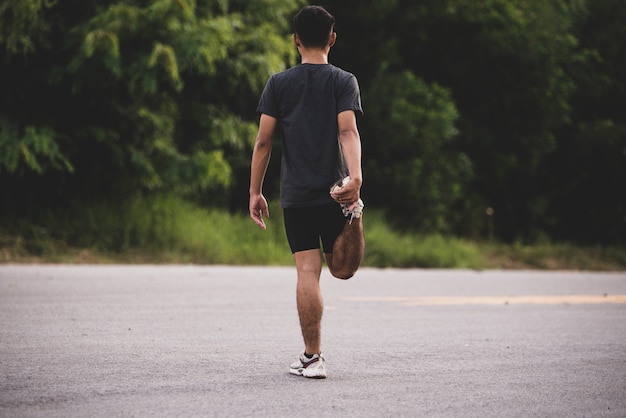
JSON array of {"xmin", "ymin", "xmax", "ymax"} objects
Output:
[{"xmin": 1, "ymin": 265, "xmax": 625, "ymax": 417}]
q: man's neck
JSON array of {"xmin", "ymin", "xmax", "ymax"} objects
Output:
[{"xmin": 299, "ymin": 48, "xmax": 329, "ymax": 65}]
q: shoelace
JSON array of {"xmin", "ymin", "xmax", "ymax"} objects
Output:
[{"xmin": 345, "ymin": 200, "xmax": 364, "ymax": 224}]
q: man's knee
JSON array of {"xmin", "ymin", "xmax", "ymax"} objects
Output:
[
  {"xmin": 294, "ymin": 249, "xmax": 323, "ymax": 277},
  {"xmin": 329, "ymin": 266, "xmax": 356, "ymax": 280},
  {"xmin": 297, "ymin": 261, "xmax": 322, "ymax": 277}
]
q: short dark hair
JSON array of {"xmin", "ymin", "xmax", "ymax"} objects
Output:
[{"xmin": 293, "ymin": 5, "xmax": 335, "ymax": 49}]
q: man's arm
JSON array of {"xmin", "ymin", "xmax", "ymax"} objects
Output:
[
  {"xmin": 249, "ymin": 114, "xmax": 277, "ymax": 229},
  {"xmin": 332, "ymin": 110, "xmax": 362, "ymax": 205}
]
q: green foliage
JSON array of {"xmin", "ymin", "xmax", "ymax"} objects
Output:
[
  {"xmin": 0, "ymin": 0, "xmax": 303, "ymax": 206},
  {"xmin": 0, "ymin": 118, "xmax": 73, "ymax": 174},
  {"xmin": 0, "ymin": 0, "xmax": 57, "ymax": 55},
  {"xmin": 363, "ymin": 210, "xmax": 486, "ymax": 269},
  {"xmin": 363, "ymin": 71, "xmax": 471, "ymax": 233},
  {"xmin": 2, "ymin": 198, "xmax": 624, "ymax": 270},
  {"xmin": 2, "ymin": 196, "xmax": 295, "ymax": 265},
  {"xmin": 0, "ymin": 196, "xmax": 484, "ymax": 268},
  {"xmin": 545, "ymin": 0, "xmax": 626, "ymax": 244},
  {"xmin": 394, "ymin": 0, "xmax": 579, "ymax": 241},
  {"xmin": 318, "ymin": 0, "xmax": 624, "ymax": 244},
  {"xmin": 65, "ymin": 0, "xmax": 300, "ymax": 194},
  {"xmin": 0, "ymin": 0, "xmax": 624, "ymax": 250}
]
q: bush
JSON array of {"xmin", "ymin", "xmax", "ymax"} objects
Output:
[{"xmin": 362, "ymin": 71, "xmax": 472, "ymax": 234}]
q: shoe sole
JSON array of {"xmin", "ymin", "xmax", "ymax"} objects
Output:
[{"xmin": 289, "ymin": 368, "xmax": 327, "ymax": 379}]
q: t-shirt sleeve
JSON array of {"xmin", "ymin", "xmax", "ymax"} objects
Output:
[
  {"xmin": 256, "ymin": 76, "xmax": 279, "ymax": 118},
  {"xmin": 336, "ymin": 74, "xmax": 363, "ymax": 116}
]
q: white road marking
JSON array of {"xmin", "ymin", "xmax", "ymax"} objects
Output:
[{"xmin": 343, "ymin": 294, "xmax": 626, "ymax": 306}]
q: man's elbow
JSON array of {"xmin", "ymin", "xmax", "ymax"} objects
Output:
[
  {"xmin": 254, "ymin": 135, "xmax": 273, "ymax": 150},
  {"xmin": 339, "ymin": 128, "xmax": 360, "ymax": 142}
]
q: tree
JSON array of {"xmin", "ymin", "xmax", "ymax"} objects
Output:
[
  {"xmin": 0, "ymin": 0, "xmax": 303, "ymax": 213},
  {"xmin": 547, "ymin": 0, "xmax": 626, "ymax": 244},
  {"xmin": 362, "ymin": 71, "xmax": 471, "ymax": 233},
  {"xmin": 317, "ymin": 0, "xmax": 587, "ymax": 241}
]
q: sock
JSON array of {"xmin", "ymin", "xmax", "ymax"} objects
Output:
[{"xmin": 304, "ymin": 352, "xmax": 315, "ymax": 359}]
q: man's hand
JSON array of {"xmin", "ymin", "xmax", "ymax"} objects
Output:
[
  {"xmin": 330, "ymin": 177, "xmax": 362, "ymax": 206},
  {"xmin": 249, "ymin": 194, "xmax": 269, "ymax": 230},
  {"xmin": 330, "ymin": 178, "xmax": 361, "ymax": 205}
]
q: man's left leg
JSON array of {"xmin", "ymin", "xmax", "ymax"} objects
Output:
[
  {"xmin": 289, "ymin": 249, "xmax": 327, "ymax": 378},
  {"xmin": 293, "ymin": 249, "xmax": 323, "ymax": 355}
]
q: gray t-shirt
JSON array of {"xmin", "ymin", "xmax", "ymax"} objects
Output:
[{"xmin": 257, "ymin": 63, "xmax": 363, "ymax": 208}]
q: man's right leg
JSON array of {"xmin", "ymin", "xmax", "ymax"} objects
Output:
[{"xmin": 326, "ymin": 217, "xmax": 364, "ymax": 280}]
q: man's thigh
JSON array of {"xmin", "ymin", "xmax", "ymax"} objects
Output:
[{"xmin": 283, "ymin": 203, "xmax": 345, "ymax": 254}]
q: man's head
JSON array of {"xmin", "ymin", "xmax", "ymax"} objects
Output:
[{"xmin": 293, "ymin": 5, "xmax": 335, "ymax": 49}]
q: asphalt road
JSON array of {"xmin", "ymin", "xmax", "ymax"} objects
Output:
[{"xmin": 1, "ymin": 265, "xmax": 625, "ymax": 417}]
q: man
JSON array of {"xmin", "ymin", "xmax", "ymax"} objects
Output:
[{"xmin": 249, "ymin": 5, "xmax": 364, "ymax": 379}]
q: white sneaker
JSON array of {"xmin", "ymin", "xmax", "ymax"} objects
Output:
[
  {"xmin": 289, "ymin": 353, "xmax": 327, "ymax": 379},
  {"xmin": 344, "ymin": 198, "xmax": 364, "ymax": 223}
]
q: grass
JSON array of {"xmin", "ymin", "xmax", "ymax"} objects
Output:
[{"xmin": 1, "ymin": 196, "xmax": 624, "ymax": 271}]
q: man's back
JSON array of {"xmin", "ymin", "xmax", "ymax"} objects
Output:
[{"xmin": 257, "ymin": 63, "xmax": 362, "ymax": 208}]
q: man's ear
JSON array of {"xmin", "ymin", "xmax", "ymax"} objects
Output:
[
  {"xmin": 328, "ymin": 32, "xmax": 337, "ymax": 47},
  {"xmin": 293, "ymin": 34, "xmax": 301, "ymax": 48}
]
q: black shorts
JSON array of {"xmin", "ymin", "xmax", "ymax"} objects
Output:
[{"xmin": 283, "ymin": 202, "xmax": 347, "ymax": 254}]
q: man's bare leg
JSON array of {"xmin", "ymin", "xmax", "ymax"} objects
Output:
[
  {"xmin": 294, "ymin": 249, "xmax": 323, "ymax": 354},
  {"xmin": 325, "ymin": 217, "xmax": 364, "ymax": 280}
]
